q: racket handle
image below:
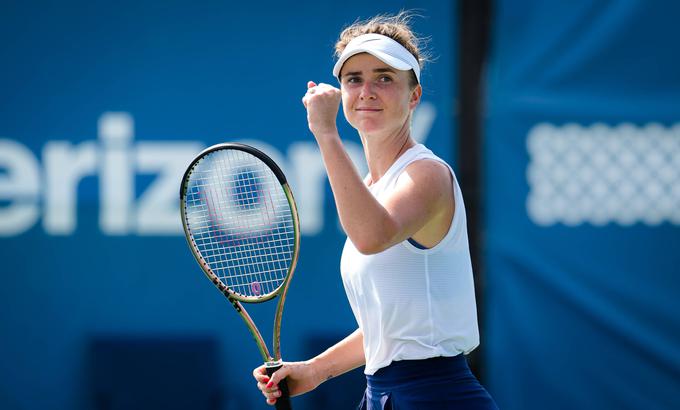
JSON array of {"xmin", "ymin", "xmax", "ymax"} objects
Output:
[{"xmin": 266, "ymin": 363, "xmax": 292, "ymax": 410}]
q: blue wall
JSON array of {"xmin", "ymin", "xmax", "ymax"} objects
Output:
[
  {"xmin": 0, "ymin": 1, "xmax": 455, "ymax": 409},
  {"xmin": 483, "ymin": 1, "xmax": 680, "ymax": 409}
]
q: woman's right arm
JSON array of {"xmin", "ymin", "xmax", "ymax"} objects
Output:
[
  {"xmin": 310, "ymin": 327, "xmax": 366, "ymax": 382},
  {"xmin": 253, "ymin": 328, "xmax": 365, "ymax": 405}
]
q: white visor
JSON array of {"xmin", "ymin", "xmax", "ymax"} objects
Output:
[{"xmin": 332, "ymin": 33, "xmax": 420, "ymax": 84}]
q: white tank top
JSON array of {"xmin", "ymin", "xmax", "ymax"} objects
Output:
[{"xmin": 340, "ymin": 144, "xmax": 480, "ymax": 375}]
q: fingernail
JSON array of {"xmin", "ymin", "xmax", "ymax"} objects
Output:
[{"xmin": 266, "ymin": 381, "xmax": 273, "ymax": 388}]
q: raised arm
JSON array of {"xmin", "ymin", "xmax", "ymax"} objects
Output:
[{"xmin": 302, "ymin": 82, "xmax": 454, "ymax": 254}]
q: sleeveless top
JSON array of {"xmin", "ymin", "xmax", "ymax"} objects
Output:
[{"xmin": 340, "ymin": 144, "xmax": 480, "ymax": 375}]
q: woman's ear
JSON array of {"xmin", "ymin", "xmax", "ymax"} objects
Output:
[{"xmin": 409, "ymin": 84, "xmax": 422, "ymax": 110}]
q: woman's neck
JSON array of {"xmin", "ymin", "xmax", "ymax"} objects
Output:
[{"xmin": 361, "ymin": 119, "xmax": 416, "ymax": 185}]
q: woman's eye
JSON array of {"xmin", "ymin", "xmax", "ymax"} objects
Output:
[
  {"xmin": 378, "ymin": 75, "xmax": 393, "ymax": 83},
  {"xmin": 346, "ymin": 76, "xmax": 361, "ymax": 84}
]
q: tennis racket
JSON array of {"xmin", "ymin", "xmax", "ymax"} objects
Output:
[{"xmin": 180, "ymin": 142, "xmax": 299, "ymax": 410}]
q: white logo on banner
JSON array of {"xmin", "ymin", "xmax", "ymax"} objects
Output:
[
  {"xmin": 0, "ymin": 104, "xmax": 436, "ymax": 237},
  {"xmin": 527, "ymin": 123, "xmax": 680, "ymax": 226}
]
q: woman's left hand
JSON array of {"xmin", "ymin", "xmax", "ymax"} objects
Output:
[{"xmin": 301, "ymin": 81, "xmax": 342, "ymax": 139}]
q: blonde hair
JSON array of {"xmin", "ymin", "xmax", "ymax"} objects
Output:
[{"xmin": 335, "ymin": 11, "xmax": 429, "ymax": 87}]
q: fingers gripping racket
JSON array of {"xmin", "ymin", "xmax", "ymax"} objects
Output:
[{"xmin": 180, "ymin": 143, "xmax": 299, "ymax": 410}]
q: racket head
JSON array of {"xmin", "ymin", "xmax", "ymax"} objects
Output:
[{"xmin": 180, "ymin": 143, "xmax": 300, "ymax": 303}]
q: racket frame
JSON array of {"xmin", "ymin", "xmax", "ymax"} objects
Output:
[{"xmin": 179, "ymin": 142, "xmax": 300, "ymax": 364}]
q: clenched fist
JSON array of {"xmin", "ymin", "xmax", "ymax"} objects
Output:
[{"xmin": 301, "ymin": 81, "xmax": 341, "ymax": 139}]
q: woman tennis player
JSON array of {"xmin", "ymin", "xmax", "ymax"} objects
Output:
[{"xmin": 253, "ymin": 12, "xmax": 498, "ymax": 409}]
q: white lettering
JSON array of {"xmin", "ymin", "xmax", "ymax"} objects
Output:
[
  {"xmin": 412, "ymin": 101, "xmax": 436, "ymax": 144},
  {"xmin": 43, "ymin": 141, "xmax": 98, "ymax": 234},
  {"xmin": 288, "ymin": 142, "xmax": 325, "ymax": 235},
  {"xmin": 0, "ymin": 106, "xmax": 438, "ymax": 237},
  {"xmin": 0, "ymin": 139, "xmax": 41, "ymax": 236},
  {"xmin": 135, "ymin": 142, "xmax": 203, "ymax": 235},
  {"xmin": 99, "ymin": 112, "xmax": 134, "ymax": 235}
]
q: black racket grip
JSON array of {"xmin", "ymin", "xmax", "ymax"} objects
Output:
[{"xmin": 265, "ymin": 363, "xmax": 292, "ymax": 410}]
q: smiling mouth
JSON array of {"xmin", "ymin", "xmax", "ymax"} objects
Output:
[{"xmin": 355, "ymin": 108, "xmax": 383, "ymax": 112}]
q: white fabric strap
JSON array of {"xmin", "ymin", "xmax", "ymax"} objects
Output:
[{"xmin": 332, "ymin": 33, "xmax": 420, "ymax": 83}]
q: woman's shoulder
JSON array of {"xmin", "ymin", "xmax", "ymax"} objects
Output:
[
  {"xmin": 382, "ymin": 144, "xmax": 454, "ymax": 195},
  {"xmin": 400, "ymin": 158, "xmax": 452, "ymax": 189}
]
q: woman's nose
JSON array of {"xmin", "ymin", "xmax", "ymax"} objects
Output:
[{"xmin": 360, "ymin": 82, "xmax": 376, "ymax": 100}]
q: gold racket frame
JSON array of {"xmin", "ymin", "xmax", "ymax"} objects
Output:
[{"xmin": 180, "ymin": 144, "xmax": 301, "ymax": 363}]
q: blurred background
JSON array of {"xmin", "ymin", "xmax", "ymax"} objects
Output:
[{"xmin": 1, "ymin": 0, "xmax": 678, "ymax": 409}]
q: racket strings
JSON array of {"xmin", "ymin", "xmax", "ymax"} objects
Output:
[{"xmin": 184, "ymin": 149, "xmax": 295, "ymax": 298}]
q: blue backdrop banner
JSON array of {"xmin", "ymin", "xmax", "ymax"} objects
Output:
[
  {"xmin": 484, "ymin": 1, "xmax": 680, "ymax": 409},
  {"xmin": 0, "ymin": 2, "xmax": 455, "ymax": 409}
]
